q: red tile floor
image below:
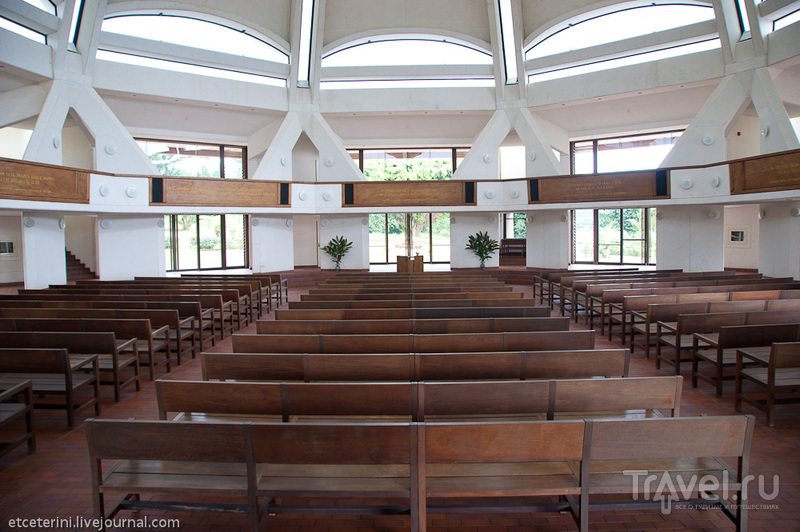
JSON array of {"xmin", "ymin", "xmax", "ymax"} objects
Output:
[{"xmin": 0, "ymin": 283, "xmax": 798, "ymax": 531}]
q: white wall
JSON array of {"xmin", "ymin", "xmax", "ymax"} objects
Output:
[
  {"xmin": 292, "ymin": 215, "xmax": 319, "ymax": 266},
  {"xmin": 656, "ymin": 205, "xmax": 725, "ymax": 272},
  {"xmin": 318, "ymin": 215, "xmax": 369, "ymax": 270},
  {"xmin": 64, "ymin": 215, "xmax": 98, "ymax": 273},
  {"xmin": 723, "ymin": 204, "xmax": 759, "ymax": 270},
  {"xmin": 250, "ymin": 215, "xmax": 296, "ymax": 272},
  {"xmin": 758, "ymin": 202, "xmax": 800, "ymax": 279},
  {"xmin": 21, "ymin": 211, "xmax": 67, "ymax": 289},
  {"xmin": 96, "ymin": 215, "xmax": 165, "ymax": 280},
  {"xmin": 526, "ymin": 210, "xmax": 570, "ymax": 269},
  {"xmin": 0, "ymin": 213, "xmax": 23, "ymax": 284},
  {"xmin": 292, "ymin": 133, "xmax": 318, "ymax": 182},
  {"xmin": 450, "ymin": 212, "xmax": 501, "ymax": 269}
]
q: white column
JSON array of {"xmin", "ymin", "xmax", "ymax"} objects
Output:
[
  {"xmin": 95, "ymin": 215, "xmax": 165, "ymax": 279},
  {"xmin": 250, "ymin": 215, "xmax": 296, "ymax": 272},
  {"xmin": 21, "ymin": 212, "xmax": 67, "ymax": 289},
  {"xmin": 525, "ymin": 210, "xmax": 570, "ymax": 269},
  {"xmin": 656, "ymin": 205, "xmax": 725, "ymax": 272},
  {"xmin": 758, "ymin": 202, "xmax": 800, "ymax": 279},
  {"xmin": 318, "ymin": 214, "xmax": 369, "ymax": 270},
  {"xmin": 450, "ymin": 212, "xmax": 502, "ymax": 269}
]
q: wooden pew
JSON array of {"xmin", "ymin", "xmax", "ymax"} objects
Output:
[
  {"xmin": 586, "ymin": 415, "xmax": 754, "ymax": 530},
  {"xmin": 692, "ymin": 323, "xmax": 800, "ymax": 397},
  {"xmin": 0, "ymin": 295, "xmax": 214, "ymax": 352},
  {"xmin": 736, "ymin": 341, "xmax": 800, "ymax": 426},
  {"xmin": 21, "ymin": 288, "xmax": 236, "ymax": 338},
  {"xmin": 274, "ymin": 306, "xmax": 552, "ymax": 320},
  {"xmin": 156, "ymin": 376, "xmax": 681, "ymax": 423},
  {"xmin": 135, "ymin": 276, "xmax": 265, "ymax": 318},
  {"xmin": 231, "ymin": 330, "xmax": 595, "ymax": 354},
  {"xmin": 256, "ymin": 317, "xmax": 569, "ymax": 334},
  {"xmin": 87, "ymin": 419, "xmax": 419, "ymax": 532},
  {"xmin": 422, "ymin": 419, "xmax": 586, "ymax": 530},
  {"xmin": 0, "ymin": 380, "xmax": 35, "ymax": 456},
  {"xmin": 656, "ymin": 307, "xmax": 800, "ymax": 374},
  {"xmin": 201, "ymin": 349, "xmax": 629, "ymax": 382},
  {"xmin": 0, "ymin": 314, "xmax": 170, "ymax": 380},
  {"xmin": 0, "ymin": 331, "xmax": 138, "ymax": 402},
  {"xmin": 0, "ymin": 348, "xmax": 99, "ymax": 428},
  {"xmin": 180, "ymin": 273, "xmax": 288, "ymax": 308},
  {"xmin": 288, "ymin": 297, "xmax": 543, "ymax": 309},
  {"xmin": 300, "ymin": 291, "xmax": 522, "ymax": 301}
]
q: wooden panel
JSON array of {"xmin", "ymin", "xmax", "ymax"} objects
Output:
[
  {"xmin": 731, "ymin": 150, "xmax": 800, "ymax": 194},
  {"xmin": 531, "ymin": 171, "xmax": 664, "ymax": 204},
  {"xmin": 0, "ymin": 159, "xmax": 89, "ymax": 203},
  {"xmin": 346, "ymin": 181, "xmax": 469, "ymax": 207},
  {"xmin": 155, "ymin": 177, "xmax": 288, "ymax": 207}
]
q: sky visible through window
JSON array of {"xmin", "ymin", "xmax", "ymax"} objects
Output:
[
  {"xmin": 526, "ymin": 3, "xmax": 715, "ymax": 60},
  {"xmin": 102, "ymin": 14, "xmax": 288, "ymax": 63},
  {"xmin": 323, "ymin": 39, "xmax": 492, "ymax": 67}
]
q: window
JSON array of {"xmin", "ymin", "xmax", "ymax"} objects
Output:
[
  {"xmin": 99, "ymin": 12, "xmax": 288, "ymax": 86},
  {"xmin": 774, "ymin": 8, "xmax": 800, "ymax": 31},
  {"xmin": 352, "ymin": 148, "xmax": 465, "ymax": 181},
  {"xmin": 67, "ymin": 0, "xmax": 84, "ymax": 45},
  {"xmin": 369, "ymin": 213, "xmax": 450, "ymax": 264},
  {"xmin": 503, "ymin": 213, "xmax": 527, "ymax": 238},
  {"xmin": 137, "ymin": 140, "xmax": 246, "ymax": 179},
  {"xmin": 526, "ymin": 2, "xmax": 718, "ymax": 83},
  {"xmin": 0, "ymin": 16, "xmax": 46, "ymax": 44},
  {"xmin": 570, "ymin": 131, "xmax": 683, "ymax": 174},
  {"xmin": 0, "ymin": 241, "xmax": 15, "ymax": 255},
  {"xmin": 572, "ymin": 208, "xmax": 656, "ymax": 265},
  {"xmin": 321, "ymin": 37, "xmax": 494, "ymax": 89},
  {"xmin": 497, "ymin": 0, "xmax": 518, "ymax": 84},
  {"xmin": 164, "ymin": 214, "xmax": 247, "ymax": 272}
]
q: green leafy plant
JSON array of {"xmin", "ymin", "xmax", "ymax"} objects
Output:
[
  {"xmin": 321, "ymin": 235, "xmax": 353, "ymax": 269},
  {"xmin": 465, "ymin": 231, "xmax": 499, "ymax": 267}
]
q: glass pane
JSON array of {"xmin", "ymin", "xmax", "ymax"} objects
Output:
[
  {"xmin": 176, "ymin": 215, "xmax": 198, "ymax": 270},
  {"xmin": 648, "ymin": 208, "xmax": 658, "ymax": 264},
  {"xmin": 225, "ymin": 215, "xmax": 246, "ymax": 268},
  {"xmin": 198, "ymin": 215, "xmax": 222, "ymax": 269},
  {"xmin": 369, "ymin": 214, "xmax": 388, "ymax": 264},
  {"xmin": 513, "ymin": 213, "xmax": 527, "ymax": 238},
  {"xmin": 363, "ymin": 149, "xmax": 452, "ymax": 181},
  {"xmin": 572, "ymin": 141, "xmax": 594, "ymax": 174},
  {"xmin": 596, "ymin": 131, "xmax": 681, "ymax": 172},
  {"xmin": 164, "ymin": 215, "xmax": 174, "ymax": 271},
  {"xmin": 622, "ymin": 209, "xmax": 645, "ymax": 265},
  {"xmin": 431, "ymin": 213, "xmax": 450, "ymax": 263},
  {"xmin": 138, "ymin": 140, "xmax": 222, "ymax": 177},
  {"xmin": 323, "ymin": 39, "xmax": 491, "ymax": 67},
  {"xmin": 455, "ymin": 149, "xmax": 468, "ymax": 171},
  {"xmin": 597, "ymin": 209, "xmax": 621, "ymax": 263},
  {"xmin": 572, "ymin": 209, "xmax": 595, "ymax": 263},
  {"xmin": 409, "ymin": 213, "xmax": 430, "ymax": 259},
  {"xmin": 223, "ymin": 147, "xmax": 245, "ymax": 179},
  {"xmin": 387, "ymin": 213, "xmax": 407, "ymax": 262}
]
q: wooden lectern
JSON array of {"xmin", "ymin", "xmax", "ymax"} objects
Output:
[{"xmin": 397, "ymin": 255, "xmax": 424, "ymax": 273}]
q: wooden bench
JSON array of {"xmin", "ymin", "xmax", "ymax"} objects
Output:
[
  {"xmin": 736, "ymin": 341, "xmax": 800, "ymax": 426},
  {"xmin": 287, "ymin": 297, "xmax": 541, "ymax": 309},
  {"xmin": 0, "ymin": 348, "xmax": 99, "ymax": 428},
  {"xmin": 499, "ymin": 237, "xmax": 526, "ymax": 257},
  {"xmin": 156, "ymin": 376, "xmax": 680, "ymax": 423},
  {"xmin": 0, "ymin": 331, "xmax": 138, "ymax": 402},
  {"xmin": 232, "ymin": 330, "xmax": 595, "ymax": 354},
  {"xmin": 256, "ymin": 317, "xmax": 569, "ymax": 334},
  {"xmin": 0, "ymin": 314, "xmax": 170, "ymax": 380},
  {"xmin": 0, "ymin": 380, "xmax": 35, "ymax": 456},
  {"xmin": 86, "ymin": 419, "xmax": 418, "ymax": 532},
  {"xmin": 656, "ymin": 308, "xmax": 800, "ymax": 374},
  {"xmin": 0, "ymin": 295, "xmax": 214, "ymax": 353},
  {"xmin": 692, "ymin": 323, "xmax": 800, "ymax": 397},
  {"xmin": 274, "ymin": 306, "xmax": 552, "ymax": 320},
  {"xmin": 586, "ymin": 415, "xmax": 754, "ymax": 530},
  {"xmin": 201, "ymin": 349, "xmax": 629, "ymax": 382},
  {"xmin": 181, "ymin": 273, "xmax": 288, "ymax": 309}
]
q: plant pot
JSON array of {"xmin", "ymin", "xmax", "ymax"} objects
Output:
[
  {"xmin": 335, "ymin": 264, "xmax": 341, "ymax": 271},
  {"xmin": 480, "ymin": 261, "xmax": 486, "ymax": 269}
]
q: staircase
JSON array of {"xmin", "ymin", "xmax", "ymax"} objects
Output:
[{"xmin": 65, "ymin": 250, "xmax": 97, "ymax": 282}]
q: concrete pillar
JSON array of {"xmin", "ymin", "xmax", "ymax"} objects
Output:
[
  {"xmin": 250, "ymin": 215, "xmax": 296, "ymax": 272},
  {"xmin": 318, "ymin": 214, "xmax": 369, "ymax": 270},
  {"xmin": 21, "ymin": 211, "xmax": 67, "ymax": 289},
  {"xmin": 525, "ymin": 210, "xmax": 570, "ymax": 269},
  {"xmin": 757, "ymin": 202, "xmax": 800, "ymax": 279},
  {"xmin": 655, "ymin": 205, "xmax": 725, "ymax": 272},
  {"xmin": 95, "ymin": 215, "xmax": 165, "ymax": 280},
  {"xmin": 450, "ymin": 212, "xmax": 501, "ymax": 269}
]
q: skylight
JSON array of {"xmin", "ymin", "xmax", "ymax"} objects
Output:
[
  {"xmin": 498, "ymin": 0, "xmax": 518, "ymax": 84},
  {"xmin": 0, "ymin": 16, "xmax": 46, "ymax": 44},
  {"xmin": 323, "ymin": 39, "xmax": 491, "ymax": 67},
  {"xmin": 526, "ymin": 3, "xmax": 715, "ymax": 60},
  {"xmin": 21, "ymin": 0, "xmax": 55, "ymax": 15},
  {"xmin": 96, "ymin": 50, "xmax": 287, "ymax": 87},
  {"xmin": 102, "ymin": 13, "xmax": 288, "ymax": 63},
  {"xmin": 297, "ymin": 0, "xmax": 314, "ymax": 87}
]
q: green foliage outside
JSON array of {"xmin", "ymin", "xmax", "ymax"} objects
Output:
[{"xmin": 363, "ymin": 158, "xmax": 452, "ymax": 182}]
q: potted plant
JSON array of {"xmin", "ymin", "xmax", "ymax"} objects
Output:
[
  {"xmin": 321, "ymin": 235, "xmax": 353, "ymax": 270},
  {"xmin": 465, "ymin": 231, "xmax": 499, "ymax": 269}
]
